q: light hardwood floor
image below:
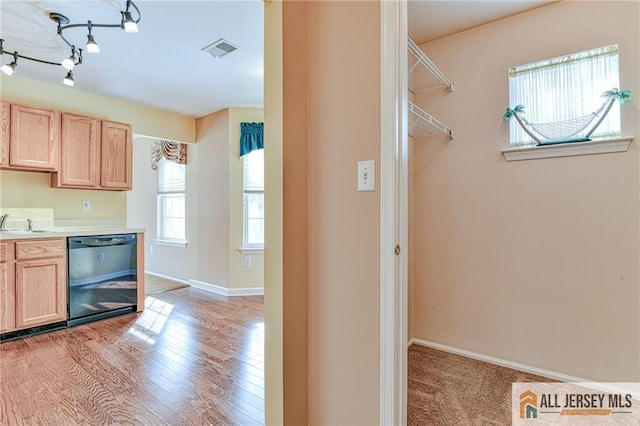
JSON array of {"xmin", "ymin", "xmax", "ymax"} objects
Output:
[{"xmin": 0, "ymin": 287, "xmax": 264, "ymax": 425}]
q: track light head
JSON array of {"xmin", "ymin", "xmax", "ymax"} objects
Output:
[
  {"xmin": 63, "ymin": 71, "xmax": 74, "ymax": 87},
  {"xmin": 1, "ymin": 52, "xmax": 18, "ymax": 76},
  {"xmin": 86, "ymin": 34, "xmax": 100, "ymax": 53},
  {"xmin": 122, "ymin": 11, "xmax": 138, "ymax": 33},
  {"xmin": 61, "ymin": 46, "xmax": 76, "ymax": 70}
]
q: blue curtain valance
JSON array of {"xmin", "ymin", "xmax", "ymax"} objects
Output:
[{"xmin": 240, "ymin": 122, "xmax": 264, "ymax": 156}]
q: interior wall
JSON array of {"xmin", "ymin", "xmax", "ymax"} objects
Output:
[
  {"xmin": 282, "ymin": 1, "xmax": 308, "ymax": 423},
  {"xmin": 305, "ymin": 1, "xmax": 381, "ymax": 423},
  {"xmin": 1, "ymin": 74, "xmax": 195, "ymax": 143},
  {"xmin": 264, "ymin": 0, "xmax": 284, "ymax": 423},
  {"xmin": 0, "ymin": 170, "xmax": 126, "ymax": 220},
  {"xmin": 228, "ymin": 108, "xmax": 265, "ymax": 289},
  {"xmin": 127, "ymin": 137, "xmax": 193, "ymax": 282},
  {"xmin": 191, "ymin": 109, "xmax": 231, "ymax": 288},
  {"xmin": 411, "ymin": 0, "xmax": 640, "ymax": 381}
]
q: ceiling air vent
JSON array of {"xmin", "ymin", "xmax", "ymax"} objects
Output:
[{"xmin": 201, "ymin": 38, "xmax": 240, "ymax": 59}]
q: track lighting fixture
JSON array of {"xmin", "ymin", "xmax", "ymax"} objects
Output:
[
  {"xmin": 0, "ymin": 0, "xmax": 141, "ymax": 86},
  {"xmin": 63, "ymin": 71, "xmax": 74, "ymax": 87}
]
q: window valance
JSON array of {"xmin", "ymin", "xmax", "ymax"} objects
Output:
[
  {"xmin": 240, "ymin": 122, "xmax": 264, "ymax": 156},
  {"xmin": 151, "ymin": 140, "xmax": 187, "ymax": 170}
]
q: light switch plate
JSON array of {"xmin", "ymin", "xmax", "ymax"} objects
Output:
[{"xmin": 357, "ymin": 160, "xmax": 375, "ymax": 192}]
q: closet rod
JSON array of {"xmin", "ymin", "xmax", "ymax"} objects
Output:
[
  {"xmin": 408, "ymin": 37, "xmax": 454, "ymax": 91},
  {"xmin": 408, "ymin": 101, "xmax": 454, "ymax": 139}
]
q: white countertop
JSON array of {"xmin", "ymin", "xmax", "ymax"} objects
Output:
[{"xmin": 0, "ymin": 227, "xmax": 145, "ymax": 241}]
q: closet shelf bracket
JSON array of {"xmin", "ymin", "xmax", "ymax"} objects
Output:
[
  {"xmin": 408, "ymin": 37, "xmax": 454, "ymax": 91},
  {"xmin": 409, "ymin": 101, "xmax": 454, "ymax": 139}
]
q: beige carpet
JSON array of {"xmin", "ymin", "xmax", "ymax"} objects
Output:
[
  {"xmin": 144, "ymin": 273, "xmax": 189, "ymax": 294},
  {"xmin": 408, "ymin": 344, "xmax": 551, "ymax": 425}
]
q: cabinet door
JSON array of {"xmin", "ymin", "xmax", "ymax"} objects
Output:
[
  {"xmin": 9, "ymin": 104, "xmax": 58, "ymax": 170},
  {"xmin": 15, "ymin": 257, "xmax": 66, "ymax": 329},
  {"xmin": 57, "ymin": 113, "xmax": 100, "ymax": 188},
  {"xmin": 0, "ymin": 243, "xmax": 16, "ymax": 333},
  {"xmin": 101, "ymin": 120, "xmax": 132, "ymax": 190},
  {"xmin": 1, "ymin": 102, "xmax": 9, "ymax": 166}
]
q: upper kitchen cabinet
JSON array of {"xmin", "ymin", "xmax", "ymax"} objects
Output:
[
  {"xmin": 0, "ymin": 102, "xmax": 59, "ymax": 171},
  {"xmin": 101, "ymin": 120, "xmax": 132, "ymax": 190},
  {"xmin": 51, "ymin": 115, "xmax": 132, "ymax": 191},
  {"xmin": 53, "ymin": 113, "xmax": 101, "ymax": 188}
]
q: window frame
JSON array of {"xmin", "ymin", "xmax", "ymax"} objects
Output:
[
  {"xmin": 242, "ymin": 149, "xmax": 264, "ymax": 249},
  {"xmin": 156, "ymin": 157, "xmax": 187, "ymax": 245}
]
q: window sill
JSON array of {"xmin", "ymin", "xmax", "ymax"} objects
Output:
[
  {"xmin": 501, "ymin": 137, "xmax": 634, "ymax": 162},
  {"xmin": 239, "ymin": 247, "xmax": 264, "ymax": 255},
  {"xmin": 154, "ymin": 239, "xmax": 188, "ymax": 248}
]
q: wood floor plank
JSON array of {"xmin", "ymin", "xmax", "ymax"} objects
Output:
[{"xmin": 0, "ymin": 287, "xmax": 264, "ymax": 425}]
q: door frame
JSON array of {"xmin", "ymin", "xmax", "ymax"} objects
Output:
[{"xmin": 380, "ymin": 0, "xmax": 408, "ymax": 424}]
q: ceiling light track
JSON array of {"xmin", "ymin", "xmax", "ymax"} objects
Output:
[{"xmin": 0, "ymin": 0, "xmax": 141, "ymax": 86}]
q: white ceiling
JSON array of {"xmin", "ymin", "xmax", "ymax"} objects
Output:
[
  {"xmin": 0, "ymin": 0, "xmax": 264, "ymax": 118},
  {"xmin": 408, "ymin": 0, "xmax": 557, "ymax": 44},
  {"xmin": 1, "ymin": 1, "xmax": 555, "ymax": 118}
]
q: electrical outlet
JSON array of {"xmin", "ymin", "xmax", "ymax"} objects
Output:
[
  {"xmin": 243, "ymin": 256, "xmax": 252, "ymax": 267},
  {"xmin": 82, "ymin": 200, "xmax": 91, "ymax": 211},
  {"xmin": 149, "ymin": 246, "xmax": 153, "ymax": 254}
]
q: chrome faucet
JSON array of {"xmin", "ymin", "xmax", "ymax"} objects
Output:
[
  {"xmin": 27, "ymin": 218, "xmax": 33, "ymax": 231},
  {"xmin": 0, "ymin": 214, "xmax": 8, "ymax": 231}
]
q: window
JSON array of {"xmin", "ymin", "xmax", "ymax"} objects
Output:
[
  {"xmin": 508, "ymin": 45, "xmax": 620, "ymax": 145},
  {"xmin": 157, "ymin": 158, "xmax": 186, "ymax": 243},
  {"xmin": 243, "ymin": 149, "xmax": 264, "ymax": 248}
]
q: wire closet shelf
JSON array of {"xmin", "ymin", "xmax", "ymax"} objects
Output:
[{"xmin": 408, "ymin": 37, "xmax": 454, "ymax": 139}]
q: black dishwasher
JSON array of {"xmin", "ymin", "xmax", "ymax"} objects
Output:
[{"xmin": 67, "ymin": 234, "xmax": 137, "ymax": 326}]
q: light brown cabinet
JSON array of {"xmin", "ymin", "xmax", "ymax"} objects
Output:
[
  {"xmin": 0, "ymin": 102, "xmax": 59, "ymax": 171},
  {"xmin": 52, "ymin": 114, "xmax": 131, "ymax": 191},
  {"xmin": 0, "ymin": 238, "xmax": 66, "ymax": 334},
  {"xmin": 0, "ymin": 242, "xmax": 16, "ymax": 333},
  {"xmin": 53, "ymin": 113, "xmax": 101, "ymax": 188},
  {"xmin": 101, "ymin": 120, "xmax": 132, "ymax": 190}
]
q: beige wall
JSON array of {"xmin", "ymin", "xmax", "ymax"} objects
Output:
[
  {"xmin": 229, "ymin": 108, "xmax": 265, "ymax": 289},
  {"xmin": 281, "ymin": 1, "xmax": 383, "ymax": 424},
  {"xmin": 0, "ymin": 170, "xmax": 125, "ymax": 220},
  {"xmin": 264, "ymin": 0, "xmax": 284, "ymax": 423},
  {"xmin": 1, "ymin": 74, "xmax": 195, "ymax": 143},
  {"xmin": 411, "ymin": 1, "xmax": 640, "ymax": 381},
  {"xmin": 128, "ymin": 109, "xmax": 265, "ymax": 289},
  {"xmin": 127, "ymin": 137, "xmax": 193, "ymax": 282},
  {"xmin": 282, "ymin": 1, "xmax": 309, "ymax": 423}
]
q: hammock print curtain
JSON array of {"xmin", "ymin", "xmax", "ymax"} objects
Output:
[
  {"xmin": 151, "ymin": 140, "xmax": 187, "ymax": 170},
  {"xmin": 508, "ymin": 44, "xmax": 620, "ymax": 144},
  {"xmin": 240, "ymin": 122, "xmax": 264, "ymax": 156}
]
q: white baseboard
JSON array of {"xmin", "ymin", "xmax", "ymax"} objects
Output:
[
  {"xmin": 145, "ymin": 270, "xmax": 190, "ymax": 285},
  {"xmin": 410, "ymin": 338, "xmax": 588, "ymax": 383},
  {"xmin": 189, "ymin": 279, "xmax": 264, "ymax": 297}
]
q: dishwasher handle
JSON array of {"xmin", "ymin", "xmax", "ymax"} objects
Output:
[{"xmin": 68, "ymin": 234, "xmax": 136, "ymax": 249}]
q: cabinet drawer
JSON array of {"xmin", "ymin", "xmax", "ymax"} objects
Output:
[
  {"xmin": 15, "ymin": 239, "xmax": 65, "ymax": 260},
  {"xmin": 0, "ymin": 243, "xmax": 6, "ymax": 262}
]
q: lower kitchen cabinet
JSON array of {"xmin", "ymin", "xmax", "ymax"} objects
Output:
[
  {"xmin": 0, "ymin": 238, "xmax": 66, "ymax": 335},
  {"xmin": 15, "ymin": 257, "xmax": 66, "ymax": 329},
  {"xmin": 0, "ymin": 242, "xmax": 15, "ymax": 333}
]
